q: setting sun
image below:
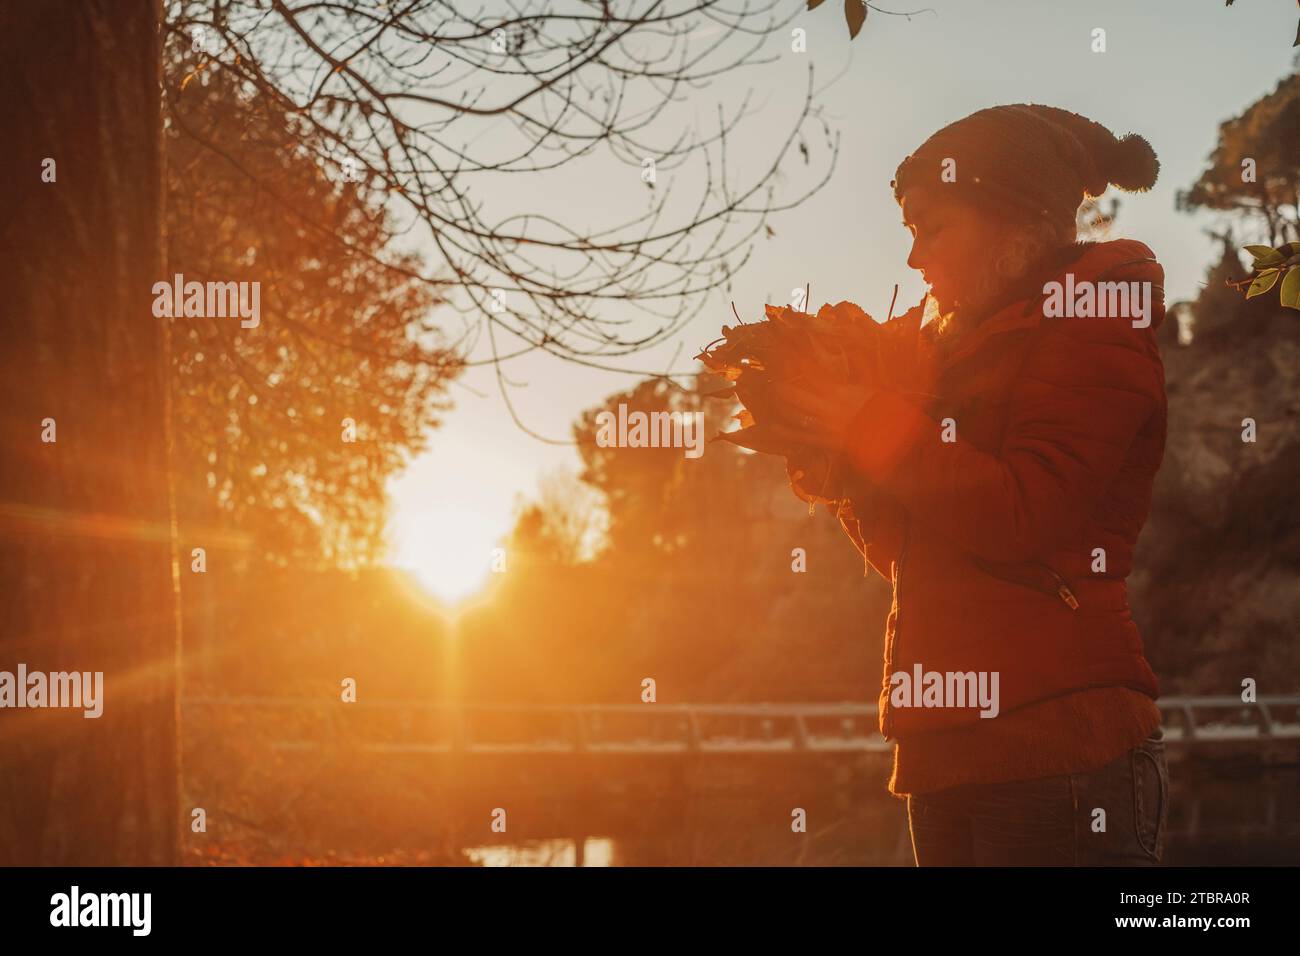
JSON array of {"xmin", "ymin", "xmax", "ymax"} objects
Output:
[
  {"xmin": 386, "ymin": 427, "xmax": 526, "ymax": 607},
  {"xmin": 389, "ymin": 502, "xmax": 503, "ymax": 605}
]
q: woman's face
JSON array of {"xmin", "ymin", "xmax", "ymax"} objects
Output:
[{"xmin": 901, "ymin": 187, "xmax": 1003, "ymax": 313}]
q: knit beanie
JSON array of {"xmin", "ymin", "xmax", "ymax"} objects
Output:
[{"xmin": 890, "ymin": 104, "xmax": 1160, "ymax": 227}]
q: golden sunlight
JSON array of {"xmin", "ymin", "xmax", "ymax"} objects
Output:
[
  {"xmin": 385, "ymin": 424, "xmax": 528, "ymax": 607},
  {"xmin": 390, "ymin": 503, "xmax": 502, "ymax": 604}
]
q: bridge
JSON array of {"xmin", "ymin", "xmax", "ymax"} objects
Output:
[
  {"xmin": 181, "ymin": 695, "xmax": 1300, "ymax": 859},
  {"xmin": 182, "ymin": 695, "xmax": 1300, "ymax": 756}
]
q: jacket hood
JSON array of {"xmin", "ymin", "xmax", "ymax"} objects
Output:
[{"xmin": 1049, "ymin": 238, "xmax": 1166, "ymax": 334}]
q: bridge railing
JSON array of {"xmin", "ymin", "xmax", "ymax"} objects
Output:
[{"xmin": 180, "ymin": 695, "xmax": 1300, "ymax": 756}]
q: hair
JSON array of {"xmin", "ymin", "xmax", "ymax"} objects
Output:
[{"xmin": 923, "ymin": 207, "xmax": 1076, "ymax": 346}]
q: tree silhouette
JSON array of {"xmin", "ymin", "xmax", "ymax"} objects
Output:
[
  {"xmin": 1178, "ymin": 72, "xmax": 1300, "ymax": 246},
  {"xmin": 166, "ymin": 0, "xmax": 842, "ymax": 388}
]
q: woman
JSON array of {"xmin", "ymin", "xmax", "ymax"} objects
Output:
[{"xmin": 770, "ymin": 104, "xmax": 1170, "ymax": 865}]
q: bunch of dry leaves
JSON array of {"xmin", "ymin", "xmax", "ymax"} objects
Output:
[{"xmin": 696, "ymin": 298, "xmax": 934, "ymax": 512}]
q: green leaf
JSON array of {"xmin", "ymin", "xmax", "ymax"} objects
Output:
[
  {"xmin": 1246, "ymin": 269, "xmax": 1280, "ymax": 298},
  {"xmin": 1245, "ymin": 244, "xmax": 1285, "ymax": 266},
  {"xmin": 845, "ymin": 0, "xmax": 867, "ymax": 39},
  {"xmin": 1280, "ymin": 267, "xmax": 1300, "ymax": 311}
]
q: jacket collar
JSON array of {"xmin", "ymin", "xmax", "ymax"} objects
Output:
[{"xmin": 935, "ymin": 239, "xmax": 1162, "ymax": 372}]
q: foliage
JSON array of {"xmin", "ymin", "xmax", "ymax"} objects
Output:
[
  {"xmin": 696, "ymin": 301, "xmax": 932, "ymax": 509},
  {"xmin": 807, "ymin": 1, "xmax": 928, "ymax": 41},
  {"xmin": 1236, "ymin": 241, "xmax": 1300, "ymax": 310},
  {"xmin": 164, "ymin": 52, "xmax": 462, "ymax": 567},
  {"xmin": 1178, "ymin": 72, "xmax": 1300, "ymax": 246},
  {"xmin": 509, "ymin": 467, "xmax": 608, "ymax": 566}
]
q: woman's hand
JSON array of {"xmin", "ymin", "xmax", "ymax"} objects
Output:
[{"xmin": 766, "ymin": 381, "xmax": 879, "ymax": 453}]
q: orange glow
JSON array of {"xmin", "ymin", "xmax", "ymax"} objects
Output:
[{"xmin": 389, "ymin": 504, "xmax": 503, "ymax": 605}]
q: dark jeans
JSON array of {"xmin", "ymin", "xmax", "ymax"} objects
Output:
[{"xmin": 906, "ymin": 727, "xmax": 1169, "ymax": 866}]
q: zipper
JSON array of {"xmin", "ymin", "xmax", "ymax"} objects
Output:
[
  {"xmin": 972, "ymin": 555, "xmax": 1083, "ymax": 610},
  {"xmin": 884, "ymin": 516, "xmax": 911, "ymax": 739},
  {"xmin": 1036, "ymin": 560, "xmax": 1080, "ymax": 610}
]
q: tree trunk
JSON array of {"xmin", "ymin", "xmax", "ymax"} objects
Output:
[{"xmin": 0, "ymin": 0, "xmax": 179, "ymax": 865}]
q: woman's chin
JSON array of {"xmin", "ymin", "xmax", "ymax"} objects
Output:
[{"xmin": 927, "ymin": 289, "xmax": 956, "ymax": 315}]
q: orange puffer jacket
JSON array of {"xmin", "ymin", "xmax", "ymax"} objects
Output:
[{"xmin": 839, "ymin": 238, "xmax": 1166, "ymax": 740}]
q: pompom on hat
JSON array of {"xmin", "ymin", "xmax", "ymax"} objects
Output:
[{"xmin": 891, "ymin": 104, "xmax": 1160, "ymax": 226}]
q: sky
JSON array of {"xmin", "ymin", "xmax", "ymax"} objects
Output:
[{"xmin": 385, "ymin": 0, "xmax": 1299, "ymax": 603}]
